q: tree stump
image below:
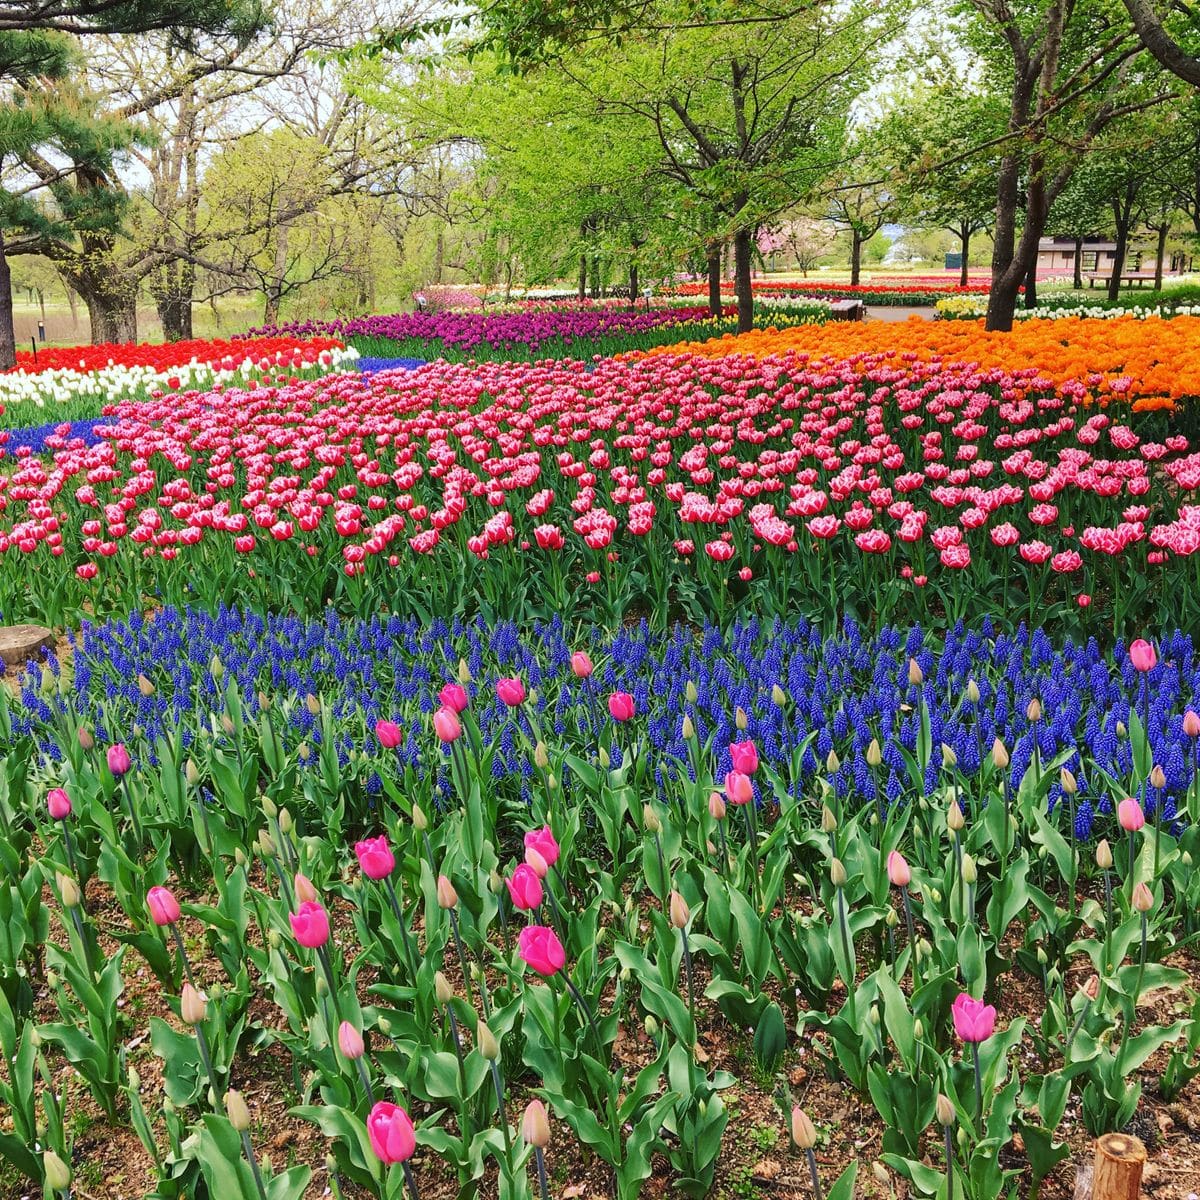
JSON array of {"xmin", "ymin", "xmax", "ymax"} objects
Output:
[
  {"xmin": 1092, "ymin": 1133, "xmax": 1146, "ymax": 1200},
  {"xmin": 0, "ymin": 624, "xmax": 54, "ymax": 667}
]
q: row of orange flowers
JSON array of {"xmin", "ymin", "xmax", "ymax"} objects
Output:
[{"xmin": 641, "ymin": 314, "xmax": 1200, "ymax": 411}]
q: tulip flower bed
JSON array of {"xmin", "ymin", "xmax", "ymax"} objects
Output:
[
  {"xmin": 7, "ymin": 339, "xmax": 1200, "ymax": 632},
  {"xmin": 670, "ymin": 280, "xmax": 992, "ymax": 305},
  {"xmin": 0, "ymin": 337, "xmax": 356, "ymax": 430},
  {"xmin": 240, "ymin": 303, "xmax": 827, "ymax": 364},
  {"xmin": 4, "ymin": 619, "xmax": 1200, "ymax": 1200}
]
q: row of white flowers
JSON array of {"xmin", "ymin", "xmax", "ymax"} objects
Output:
[{"xmin": 934, "ymin": 295, "xmax": 1200, "ymax": 321}]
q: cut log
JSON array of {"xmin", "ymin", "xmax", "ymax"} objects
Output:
[
  {"xmin": 1092, "ymin": 1133, "xmax": 1146, "ymax": 1200},
  {"xmin": 0, "ymin": 624, "xmax": 54, "ymax": 667}
]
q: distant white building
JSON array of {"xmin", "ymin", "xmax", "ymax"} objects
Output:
[{"xmin": 1036, "ymin": 237, "xmax": 1125, "ymax": 276}]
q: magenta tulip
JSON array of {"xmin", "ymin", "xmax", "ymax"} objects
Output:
[
  {"xmin": 375, "ymin": 719, "xmax": 403, "ymax": 750},
  {"xmin": 46, "ymin": 788, "xmax": 71, "ymax": 821},
  {"xmin": 608, "ymin": 691, "xmax": 635, "ymax": 722},
  {"xmin": 725, "ymin": 770, "xmax": 754, "ymax": 806},
  {"xmin": 951, "ymin": 992, "xmax": 996, "ymax": 1043},
  {"xmin": 439, "ymin": 682, "xmax": 469, "ymax": 712},
  {"xmin": 367, "ymin": 1101, "xmax": 416, "ymax": 1164},
  {"xmin": 433, "ymin": 706, "xmax": 462, "ymax": 743},
  {"xmin": 506, "ymin": 864, "xmax": 544, "ymax": 910},
  {"xmin": 496, "ymin": 677, "xmax": 526, "ymax": 706},
  {"xmin": 1118, "ymin": 798, "xmax": 1145, "ymax": 831},
  {"xmin": 146, "ymin": 885, "xmax": 181, "ymax": 927},
  {"xmin": 107, "ymin": 744, "xmax": 131, "ymax": 778},
  {"xmin": 571, "ymin": 650, "xmax": 594, "ymax": 678},
  {"xmin": 524, "ymin": 825, "xmax": 560, "ymax": 867},
  {"xmin": 1129, "ymin": 639, "xmax": 1157, "ymax": 672},
  {"xmin": 729, "ymin": 739, "xmax": 759, "ymax": 775},
  {"xmin": 354, "ymin": 835, "xmax": 395, "ymax": 881},
  {"xmin": 290, "ymin": 900, "xmax": 330, "ymax": 948},
  {"xmin": 518, "ymin": 924, "xmax": 566, "ymax": 976}
]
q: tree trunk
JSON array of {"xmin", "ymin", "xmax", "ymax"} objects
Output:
[
  {"xmin": 1154, "ymin": 223, "xmax": 1168, "ymax": 289},
  {"xmin": 434, "ymin": 228, "xmax": 445, "ymax": 284},
  {"xmin": 1024, "ymin": 259, "xmax": 1038, "ymax": 309},
  {"xmin": 590, "ymin": 255, "xmax": 600, "ymax": 299},
  {"xmin": 0, "ymin": 229, "xmax": 16, "ymax": 370},
  {"xmin": 733, "ymin": 226, "xmax": 754, "ymax": 334},
  {"xmin": 578, "ymin": 254, "xmax": 587, "ymax": 302},
  {"xmin": 1108, "ymin": 195, "xmax": 1131, "ymax": 301},
  {"xmin": 706, "ymin": 248, "xmax": 722, "ymax": 316},
  {"xmin": 959, "ymin": 223, "xmax": 970, "ymax": 287},
  {"xmin": 629, "ymin": 262, "xmax": 639, "ymax": 307},
  {"xmin": 850, "ymin": 230, "xmax": 863, "ymax": 286},
  {"xmin": 1073, "ymin": 236, "xmax": 1084, "ymax": 289}
]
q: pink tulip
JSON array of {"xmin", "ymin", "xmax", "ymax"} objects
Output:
[
  {"xmin": 1118, "ymin": 798, "xmax": 1145, "ymax": 831},
  {"xmin": 433, "ymin": 706, "xmax": 462, "ymax": 743},
  {"xmin": 525, "ymin": 846, "xmax": 549, "ymax": 877},
  {"xmin": 518, "ymin": 924, "xmax": 566, "ymax": 976},
  {"xmin": 1129, "ymin": 639, "xmax": 1157, "ymax": 672},
  {"xmin": 290, "ymin": 900, "xmax": 330, "ymax": 948},
  {"xmin": 725, "ymin": 770, "xmax": 754, "ymax": 806},
  {"xmin": 338, "ymin": 1021, "xmax": 365, "ymax": 1060},
  {"xmin": 506, "ymin": 864, "xmax": 544, "ymax": 910},
  {"xmin": 46, "ymin": 788, "xmax": 71, "ymax": 821},
  {"xmin": 107, "ymin": 744, "xmax": 131, "ymax": 778},
  {"xmin": 524, "ymin": 825, "xmax": 560, "ymax": 867},
  {"xmin": 146, "ymin": 885, "xmax": 181, "ymax": 926},
  {"xmin": 439, "ymin": 682, "xmax": 469, "ymax": 712},
  {"xmin": 354, "ymin": 835, "xmax": 395, "ymax": 881},
  {"xmin": 496, "ymin": 677, "xmax": 526, "ymax": 706},
  {"xmin": 1185, "ymin": 710, "xmax": 1200, "ymax": 739},
  {"xmin": 886, "ymin": 850, "xmax": 911, "ymax": 888},
  {"xmin": 367, "ymin": 1101, "xmax": 416, "ymax": 1164},
  {"xmin": 294, "ymin": 872, "xmax": 319, "ymax": 904},
  {"xmin": 608, "ymin": 691, "xmax": 635, "ymax": 722},
  {"xmin": 951, "ymin": 992, "xmax": 996, "ymax": 1043},
  {"xmin": 729, "ymin": 739, "xmax": 759, "ymax": 775},
  {"xmin": 375, "ymin": 719, "xmax": 403, "ymax": 750},
  {"xmin": 571, "ymin": 651, "xmax": 594, "ymax": 678}
]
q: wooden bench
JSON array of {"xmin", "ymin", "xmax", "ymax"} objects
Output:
[
  {"xmin": 1085, "ymin": 273, "xmax": 1157, "ymax": 289},
  {"xmin": 829, "ymin": 299, "xmax": 865, "ymax": 321}
]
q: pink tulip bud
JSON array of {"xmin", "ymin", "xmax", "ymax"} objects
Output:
[
  {"xmin": 505, "ymin": 864, "xmax": 544, "ymax": 910},
  {"xmin": 289, "ymin": 900, "xmax": 330, "ymax": 948},
  {"xmin": 570, "ymin": 651, "xmax": 593, "ymax": 679},
  {"xmin": 951, "ymin": 992, "xmax": 996, "ymax": 1043},
  {"xmin": 1129, "ymin": 639, "xmax": 1157, "ymax": 672},
  {"xmin": 146, "ymin": 885, "xmax": 181, "ymax": 926},
  {"xmin": 338, "ymin": 1021, "xmax": 365, "ymax": 1060},
  {"xmin": 77, "ymin": 726, "xmax": 94, "ymax": 750},
  {"xmin": 708, "ymin": 792, "xmax": 726, "ymax": 820},
  {"xmin": 724, "ymin": 770, "xmax": 754, "ymax": 806},
  {"xmin": 1118, "ymin": 798, "xmax": 1145, "ymax": 832},
  {"xmin": 524, "ymin": 846, "xmax": 549, "ymax": 878},
  {"xmin": 729, "ymin": 739, "xmax": 759, "ymax": 775},
  {"xmin": 608, "ymin": 691, "xmax": 635, "ymax": 722},
  {"xmin": 1185, "ymin": 710, "xmax": 1200, "ymax": 739},
  {"xmin": 367, "ymin": 1101, "xmax": 416, "ymax": 1164},
  {"xmin": 522, "ymin": 1099, "xmax": 551, "ymax": 1147},
  {"xmin": 496, "ymin": 677, "xmax": 526, "ymax": 707},
  {"xmin": 106, "ymin": 743, "xmax": 131, "ymax": 778},
  {"xmin": 374, "ymin": 719, "xmax": 403, "ymax": 749},
  {"xmin": 294, "ymin": 872, "xmax": 319, "ymax": 905},
  {"xmin": 886, "ymin": 850, "xmax": 911, "ymax": 888},
  {"xmin": 524, "ymin": 825, "xmax": 560, "ymax": 867},
  {"xmin": 518, "ymin": 924, "xmax": 566, "ymax": 976},
  {"xmin": 1132, "ymin": 881, "xmax": 1154, "ymax": 912},
  {"xmin": 46, "ymin": 788, "xmax": 71, "ymax": 821},
  {"xmin": 439, "ymin": 682, "xmax": 469, "ymax": 713},
  {"xmin": 433, "ymin": 706, "xmax": 462, "ymax": 743},
  {"xmin": 436, "ymin": 874, "xmax": 458, "ymax": 908}
]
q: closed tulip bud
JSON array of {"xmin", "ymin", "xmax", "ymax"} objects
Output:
[
  {"xmin": 1047, "ymin": 967, "xmax": 1061, "ymax": 988},
  {"xmin": 1060, "ymin": 768, "xmax": 1077, "ymax": 794},
  {"xmin": 830, "ymin": 858, "xmax": 847, "ymax": 887},
  {"xmin": 871, "ymin": 1161, "xmax": 890, "ymax": 1187},
  {"xmin": 708, "ymin": 791, "xmax": 726, "ymax": 820},
  {"xmin": 279, "ymin": 808, "xmax": 293, "ymax": 834},
  {"xmin": 262, "ymin": 796, "xmax": 278, "ymax": 819},
  {"xmin": 599, "ymin": 747, "xmax": 610, "ymax": 769},
  {"xmin": 267, "ymin": 928, "xmax": 281, "ymax": 949},
  {"xmin": 411, "ymin": 804, "xmax": 428, "ymax": 832},
  {"xmin": 43, "ymin": 1150, "xmax": 71, "ymax": 1192},
  {"xmin": 338, "ymin": 1022, "xmax": 365, "ymax": 1060},
  {"xmin": 866, "ymin": 738, "xmax": 882, "ymax": 767},
  {"xmin": 820, "ymin": 804, "xmax": 836, "ymax": 833},
  {"xmin": 992, "ymin": 737, "xmax": 1009, "ymax": 768},
  {"xmin": 294, "ymin": 873, "xmax": 318, "ymax": 905},
  {"xmin": 127, "ymin": 1063, "xmax": 139, "ymax": 1089},
  {"xmin": 669, "ymin": 891, "xmax": 690, "ymax": 929},
  {"xmin": 522, "ymin": 1099, "xmax": 550, "ymax": 1148},
  {"xmin": 885, "ymin": 907, "xmax": 898, "ymax": 928},
  {"xmin": 644, "ymin": 1015, "xmax": 659, "ymax": 1038},
  {"xmin": 870, "ymin": 1004, "xmax": 880, "ymax": 1026},
  {"xmin": 316, "ymin": 974, "xmax": 329, "ymax": 996},
  {"xmin": 918, "ymin": 937, "xmax": 933, "ymax": 960},
  {"xmin": 643, "ymin": 803, "xmax": 661, "ymax": 833},
  {"xmin": 305, "ymin": 693, "xmax": 321, "ymax": 715},
  {"xmin": 1027, "ymin": 698, "xmax": 1042, "ymax": 723},
  {"xmin": 681, "ymin": 715, "xmax": 695, "ymax": 741},
  {"xmin": 477, "ymin": 1021, "xmax": 499, "ymax": 1060},
  {"xmin": 913, "ymin": 1018, "xmax": 924, "ymax": 1040},
  {"xmin": 825, "ymin": 749, "xmax": 840, "ymax": 773},
  {"xmin": 436, "ymin": 875, "xmax": 457, "ymax": 908},
  {"xmin": 936, "ymin": 1094, "xmax": 955, "ymax": 1126},
  {"xmin": 298, "ymin": 742, "xmax": 311, "ymax": 761},
  {"xmin": 258, "ymin": 691, "xmax": 271, "ymax": 710},
  {"xmin": 234, "ymin": 847, "xmax": 247, "ymax": 866},
  {"xmin": 957, "ymin": 1128, "xmax": 968, "ymax": 1149},
  {"xmin": 1185, "ymin": 852, "xmax": 1194, "ymax": 867},
  {"xmin": 137, "ymin": 673, "xmax": 155, "ymax": 696},
  {"xmin": 966, "ymin": 679, "xmax": 980, "ymax": 705},
  {"xmin": 221, "ymin": 714, "xmax": 236, "ymax": 736},
  {"xmin": 771, "ymin": 684, "xmax": 787, "ymax": 707},
  {"xmin": 1116, "ymin": 720, "xmax": 1127, "ymax": 739},
  {"xmin": 378, "ymin": 1017, "xmax": 392, "ymax": 1036},
  {"xmin": 736, "ymin": 706, "xmax": 748, "ymax": 731},
  {"xmin": 534, "ymin": 741, "xmax": 549, "ymax": 769},
  {"xmin": 1084, "ymin": 974, "xmax": 1100, "ymax": 1001},
  {"xmin": 457, "ymin": 656, "xmax": 472, "ymax": 684},
  {"xmin": 258, "ymin": 829, "xmax": 276, "ymax": 856},
  {"xmin": 226, "ymin": 1089, "xmax": 252, "ymax": 1132},
  {"xmin": 706, "ymin": 839, "xmax": 717, "ymax": 854},
  {"xmin": 908, "ymin": 658, "xmax": 923, "ymax": 686},
  {"xmin": 1132, "ymin": 882, "xmax": 1154, "ymax": 912},
  {"xmin": 1037, "ymin": 947, "xmax": 1048, "ymax": 965},
  {"xmin": 78, "ymin": 726, "xmax": 94, "ymax": 750},
  {"xmin": 57, "ymin": 872, "xmax": 80, "ymax": 909},
  {"xmin": 1185, "ymin": 710, "xmax": 1200, "ymax": 738},
  {"xmin": 962, "ymin": 854, "xmax": 977, "ymax": 885},
  {"xmin": 1150, "ymin": 765, "xmax": 1166, "ymax": 790},
  {"xmin": 685, "ymin": 681, "xmax": 698, "ymax": 704},
  {"xmin": 941, "ymin": 743, "xmax": 957, "ymax": 768},
  {"xmin": 791, "ymin": 1106, "xmax": 817, "ymax": 1150},
  {"xmin": 434, "ymin": 971, "xmax": 454, "ymax": 1004},
  {"xmin": 209, "ymin": 654, "xmax": 224, "ymax": 679},
  {"xmin": 947, "ymin": 800, "xmax": 965, "ymax": 832},
  {"xmin": 1096, "ymin": 839, "xmax": 1113, "ymax": 870},
  {"xmin": 181, "ymin": 983, "xmax": 207, "ymax": 1026}
]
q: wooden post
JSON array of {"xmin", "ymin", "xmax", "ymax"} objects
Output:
[{"xmin": 1092, "ymin": 1133, "xmax": 1146, "ymax": 1200}]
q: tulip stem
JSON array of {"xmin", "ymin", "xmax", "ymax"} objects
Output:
[
  {"xmin": 534, "ymin": 1147, "xmax": 551, "ymax": 1200},
  {"xmin": 402, "ymin": 1161, "xmax": 420, "ymax": 1200},
  {"xmin": 715, "ymin": 819, "xmax": 728, "ymax": 876},
  {"xmin": 744, "ymin": 802, "xmax": 763, "ymax": 914},
  {"xmin": 652, "ymin": 831, "xmax": 667, "ymax": 902},
  {"xmin": 170, "ymin": 924, "xmax": 198, "ymax": 990},
  {"xmin": 68, "ymin": 907, "xmax": 95, "ymax": 982},
  {"xmin": 562, "ymin": 975, "xmax": 605, "ymax": 1062},
  {"xmin": 1102, "ymin": 869, "xmax": 1113, "ymax": 976},
  {"xmin": 679, "ymin": 926, "xmax": 700, "ymax": 1092},
  {"xmin": 834, "ymin": 885, "xmax": 857, "ymax": 1027},
  {"xmin": 354, "ymin": 1057, "xmax": 376, "ymax": 1108},
  {"xmin": 1065, "ymin": 997, "xmax": 1092, "ymax": 1061},
  {"xmin": 194, "ymin": 1024, "xmax": 223, "ymax": 1111},
  {"xmin": 239, "ymin": 1130, "xmax": 269, "ymax": 1200},
  {"xmin": 944, "ymin": 1125, "xmax": 954, "ymax": 1200},
  {"xmin": 489, "ymin": 1059, "xmax": 512, "ymax": 1155},
  {"xmin": 316, "ymin": 945, "xmax": 343, "ymax": 1029},
  {"xmin": 971, "ymin": 1041, "xmax": 982, "ymax": 1127},
  {"xmin": 447, "ymin": 909, "xmax": 476, "ymax": 1009},
  {"xmin": 383, "ymin": 876, "xmax": 419, "ymax": 981},
  {"xmin": 62, "ymin": 824, "xmax": 79, "ymax": 879},
  {"xmin": 803, "ymin": 1147, "xmax": 824, "ymax": 1200},
  {"xmin": 444, "ymin": 1007, "xmax": 475, "ymax": 1142}
]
